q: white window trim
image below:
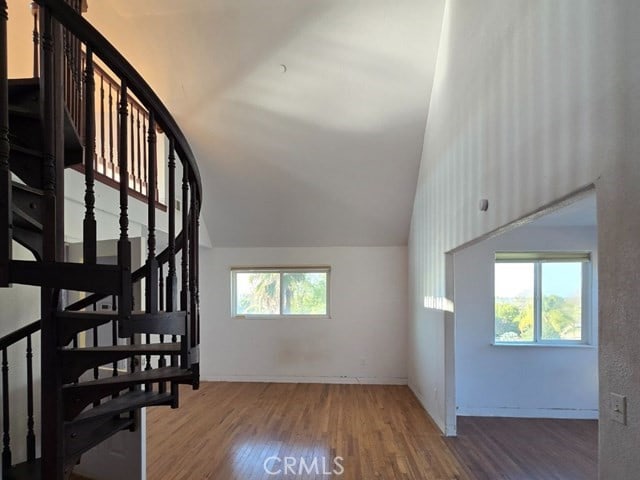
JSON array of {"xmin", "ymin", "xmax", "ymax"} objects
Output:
[
  {"xmin": 231, "ymin": 266, "xmax": 331, "ymax": 319},
  {"xmin": 494, "ymin": 252, "xmax": 592, "ymax": 346}
]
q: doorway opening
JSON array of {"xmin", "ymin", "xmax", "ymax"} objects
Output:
[{"xmin": 443, "ymin": 189, "xmax": 598, "ymax": 477}]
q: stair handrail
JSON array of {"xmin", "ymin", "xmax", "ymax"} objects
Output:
[
  {"xmin": 33, "ymin": 0, "xmax": 202, "ymax": 207},
  {"xmin": 0, "ymin": 320, "xmax": 40, "ymax": 351}
]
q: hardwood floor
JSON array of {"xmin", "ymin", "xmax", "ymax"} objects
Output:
[
  {"xmin": 147, "ymin": 383, "xmax": 465, "ymax": 479},
  {"xmin": 147, "ymin": 383, "xmax": 597, "ymax": 480},
  {"xmin": 446, "ymin": 417, "xmax": 598, "ymax": 480}
]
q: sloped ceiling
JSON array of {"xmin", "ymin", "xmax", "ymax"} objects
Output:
[{"xmin": 86, "ymin": 0, "xmax": 445, "ymax": 247}]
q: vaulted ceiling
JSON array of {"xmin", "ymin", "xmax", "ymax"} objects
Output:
[{"xmin": 86, "ymin": 0, "xmax": 445, "ymax": 247}]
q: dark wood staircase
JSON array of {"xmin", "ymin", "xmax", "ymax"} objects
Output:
[{"xmin": 0, "ymin": 0, "xmax": 202, "ymax": 478}]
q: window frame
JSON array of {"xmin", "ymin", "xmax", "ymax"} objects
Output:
[
  {"xmin": 494, "ymin": 252, "xmax": 592, "ymax": 346},
  {"xmin": 231, "ymin": 266, "xmax": 331, "ymax": 319}
]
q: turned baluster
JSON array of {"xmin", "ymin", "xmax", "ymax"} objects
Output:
[
  {"xmin": 0, "ymin": 0, "xmax": 10, "ymax": 287},
  {"xmin": 189, "ymin": 179, "xmax": 198, "ymax": 359},
  {"xmin": 180, "ymin": 164, "xmax": 190, "ymax": 368},
  {"xmin": 31, "ymin": 2, "xmax": 38, "ymax": 78},
  {"xmin": 100, "ymin": 75, "xmax": 105, "ymax": 173},
  {"xmin": 2, "ymin": 348, "xmax": 11, "ymax": 471},
  {"xmin": 166, "ymin": 139, "xmax": 178, "ymax": 313},
  {"xmin": 108, "ymin": 82, "xmax": 114, "ymax": 178},
  {"xmin": 130, "ymin": 101, "xmax": 135, "ymax": 189},
  {"xmin": 83, "ymin": 48, "xmax": 96, "ymax": 264},
  {"xmin": 136, "ymin": 110, "xmax": 141, "ymax": 193},
  {"xmin": 117, "ymin": 79, "xmax": 132, "ymax": 329},
  {"xmin": 111, "ymin": 294, "xmax": 119, "ymax": 401},
  {"xmin": 26, "ymin": 335, "xmax": 35, "ymax": 461},
  {"xmin": 146, "ymin": 113, "xmax": 158, "ymax": 314}
]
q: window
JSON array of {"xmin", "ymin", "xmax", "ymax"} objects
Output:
[
  {"xmin": 231, "ymin": 267, "xmax": 330, "ymax": 318},
  {"xmin": 494, "ymin": 252, "xmax": 591, "ymax": 344}
]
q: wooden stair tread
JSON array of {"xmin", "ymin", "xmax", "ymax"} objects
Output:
[
  {"xmin": 119, "ymin": 311, "xmax": 187, "ymax": 336},
  {"xmin": 7, "ymin": 78, "xmax": 39, "ymax": 95},
  {"xmin": 64, "ymin": 366, "xmax": 191, "ymax": 390},
  {"xmin": 12, "ymin": 181, "xmax": 44, "ymax": 232},
  {"xmin": 57, "ymin": 310, "xmax": 119, "ymax": 321},
  {"xmin": 69, "ymin": 391, "xmax": 173, "ymax": 424},
  {"xmin": 10, "ymin": 144, "xmax": 42, "ymax": 158},
  {"xmin": 4, "ymin": 459, "xmax": 41, "ymax": 480},
  {"xmin": 64, "ymin": 417, "xmax": 134, "ymax": 460},
  {"xmin": 8, "ymin": 104, "xmax": 39, "ymax": 118},
  {"xmin": 58, "ymin": 310, "xmax": 188, "ymax": 337},
  {"xmin": 12, "ymin": 181, "xmax": 44, "ymax": 196},
  {"xmin": 62, "ymin": 368, "xmax": 192, "ymax": 420},
  {"xmin": 58, "ymin": 311, "xmax": 115, "ymax": 347},
  {"xmin": 12, "ymin": 226, "xmax": 43, "ymax": 261},
  {"xmin": 12, "ymin": 208, "xmax": 42, "ymax": 232},
  {"xmin": 59, "ymin": 309, "xmax": 185, "ymax": 319},
  {"xmin": 9, "ymin": 260, "xmax": 123, "ymax": 294},
  {"xmin": 60, "ymin": 343, "xmax": 183, "ymax": 384},
  {"xmin": 62, "ymin": 342, "xmax": 181, "ymax": 354},
  {"xmin": 57, "ymin": 311, "xmax": 187, "ymax": 347},
  {"xmin": 7, "ymin": 77, "xmax": 39, "ymax": 88}
]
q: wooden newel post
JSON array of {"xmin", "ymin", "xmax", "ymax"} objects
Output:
[
  {"xmin": 166, "ymin": 138, "xmax": 178, "ymax": 312},
  {"xmin": 0, "ymin": 0, "xmax": 11, "ymax": 287},
  {"xmin": 31, "ymin": 2, "xmax": 39, "ymax": 78},
  {"xmin": 146, "ymin": 112, "xmax": 158, "ymax": 314},
  {"xmin": 180, "ymin": 163, "xmax": 190, "ymax": 369},
  {"xmin": 117, "ymin": 79, "xmax": 132, "ymax": 333},
  {"xmin": 83, "ymin": 48, "xmax": 96, "ymax": 264}
]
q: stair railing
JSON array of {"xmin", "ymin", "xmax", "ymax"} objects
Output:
[
  {"xmin": 34, "ymin": 0, "xmax": 202, "ymax": 365},
  {"xmin": 62, "ymin": 0, "xmax": 83, "ymax": 140},
  {"xmin": 0, "ymin": 320, "xmax": 41, "ymax": 475},
  {"xmin": 87, "ymin": 58, "xmax": 158, "ymax": 204},
  {"xmin": 30, "ymin": 1, "xmax": 85, "ymax": 137},
  {"xmin": 31, "ymin": 2, "xmax": 159, "ymax": 205}
]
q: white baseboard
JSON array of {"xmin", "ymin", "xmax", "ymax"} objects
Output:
[
  {"xmin": 201, "ymin": 374, "xmax": 408, "ymax": 385},
  {"xmin": 408, "ymin": 382, "xmax": 447, "ymax": 434},
  {"xmin": 456, "ymin": 406, "xmax": 599, "ymax": 420}
]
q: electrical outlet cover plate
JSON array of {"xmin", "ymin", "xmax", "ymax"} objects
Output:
[{"xmin": 610, "ymin": 392, "xmax": 627, "ymax": 425}]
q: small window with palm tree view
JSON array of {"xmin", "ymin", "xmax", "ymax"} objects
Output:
[
  {"xmin": 232, "ymin": 267, "xmax": 330, "ymax": 317},
  {"xmin": 494, "ymin": 253, "xmax": 591, "ymax": 344}
]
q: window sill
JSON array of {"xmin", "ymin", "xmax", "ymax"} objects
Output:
[
  {"xmin": 233, "ymin": 315, "xmax": 332, "ymax": 320},
  {"xmin": 491, "ymin": 342, "xmax": 596, "ymax": 349}
]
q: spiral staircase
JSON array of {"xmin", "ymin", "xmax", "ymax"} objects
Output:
[{"xmin": 0, "ymin": 0, "xmax": 202, "ymax": 478}]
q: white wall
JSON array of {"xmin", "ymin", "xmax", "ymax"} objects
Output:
[
  {"xmin": 199, "ymin": 246, "xmax": 407, "ymax": 384},
  {"xmin": 454, "ymin": 226, "xmax": 598, "ymax": 419},
  {"xmin": 408, "ymin": 0, "xmax": 640, "ymax": 475},
  {"xmin": 0, "ymin": 243, "xmax": 42, "ymax": 464},
  {"xmin": 7, "ymin": 0, "xmax": 33, "ymax": 79}
]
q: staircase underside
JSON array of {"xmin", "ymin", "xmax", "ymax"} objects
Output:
[{"xmin": 5, "ymin": 460, "xmax": 41, "ymax": 480}]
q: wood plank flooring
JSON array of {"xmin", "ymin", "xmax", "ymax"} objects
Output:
[
  {"xmin": 146, "ymin": 383, "xmax": 597, "ymax": 480},
  {"xmin": 445, "ymin": 416, "xmax": 598, "ymax": 480}
]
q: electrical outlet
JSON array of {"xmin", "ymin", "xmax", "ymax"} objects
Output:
[{"xmin": 610, "ymin": 393, "xmax": 627, "ymax": 425}]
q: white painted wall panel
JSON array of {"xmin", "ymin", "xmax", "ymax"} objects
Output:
[{"xmin": 199, "ymin": 246, "xmax": 407, "ymax": 384}]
